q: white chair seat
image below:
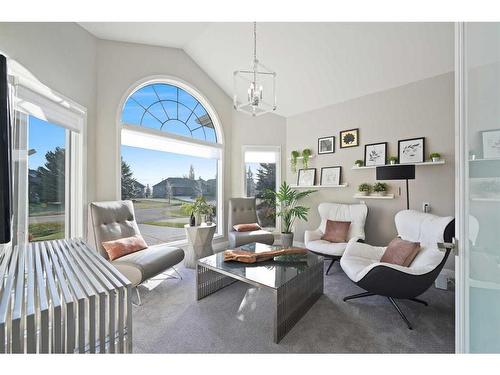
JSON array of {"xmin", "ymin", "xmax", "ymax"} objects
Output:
[{"xmin": 306, "ymin": 240, "xmax": 347, "ymax": 256}]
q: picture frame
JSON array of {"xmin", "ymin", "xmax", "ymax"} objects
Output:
[
  {"xmin": 318, "ymin": 136, "xmax": 335, "ymax": 154},
  {"xmin": 297, "ymin": 168, "xmax": 316, "ymax": 186},
  {"xmin": 481, "ymin": 129, "xmax": 500, "ymax": 159},
  {"xmin": 398, "ymin": 137, "xmax": 425, "ymax": 164},
  {"xmin": 339, "ymin": 128, "xmax": 359, "ymax": 148},
  {"xmin": 320, "ymin": 166, "xmax": 342, "ymax": 186},
  {"xmin": 364, "ymin": 142, "xmax": 387, "ymax": 167}
]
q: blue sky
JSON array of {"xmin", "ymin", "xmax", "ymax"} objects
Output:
[
  {"xmin": 122, "ymin": 145, "xmax": 217, "ymax": 186},
  {"xmin": 29, "ymin": 116, "xmax": 65, "ymax": 170}
]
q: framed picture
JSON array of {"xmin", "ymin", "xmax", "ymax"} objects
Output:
[
  {"xmin": 398, "ymin": 137, "xmax": 425, "ymax": 164},
  {"xmin": 297, "ymin": 168, "xmax": 316, "ymax": 186},
  {"xmin": 364, "ymin": 142, "xmax": 387, "ymax": 167},
  {"xmin": 320, "ymin": 166, "xmax": 342, "ymax": 186},
  {"xmin": 340, "ymin": 128, "xmax": 359, "ymax": 148},
  {"xmin": 482, "ymin": 129, "xmax": 500, "ymax": 159},
  {"xmin": 318, "ymin": 136, "xmax": 335, "ymax": 154}
]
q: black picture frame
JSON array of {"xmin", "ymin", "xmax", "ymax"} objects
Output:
[
  {"xmin": 339, "ymin": 128, "xmax": 359, "ymax": 148},
  {"xmin": 320, "ymin": 166, "xmax": 342, "ymax": 186},
  {"xmin": 318, "ymin": 136, "xmax": 335, "ymax": 154},
  {"xmin": 297, "ymin": 168, "xmax": 316, "ymax": 186},
  {"xmin": 398, "ymin": 137, "xmax": 425, "ymax": 164},
  {"xmin": 364, "ymin": 142, "xmax": 387, "ymax": 167}
]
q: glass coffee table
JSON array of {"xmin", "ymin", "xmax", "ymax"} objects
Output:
[{"xmin": 196, "ymin": 242, "xmax": 324, "ymax": 343}]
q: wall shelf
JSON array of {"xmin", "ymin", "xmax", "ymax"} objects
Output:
[
  {"xmin": 289, "ymin": 155, "xmax": 316, "ymax": 161},
  {"xmin": 352, "ymin": 160, "xmax": 445, "ymax": 170},
  {"xmin": 353, "ymin": 193, "xmax": 395, "ymax": 200},
  {"xmin": 290, "ymin": 183, "xmax": 349, "ymax": 189}
]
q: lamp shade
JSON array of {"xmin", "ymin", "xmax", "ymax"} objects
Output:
[{"xmin": 376, "ymin": 164, "xmax": 415, "ymax": 180}]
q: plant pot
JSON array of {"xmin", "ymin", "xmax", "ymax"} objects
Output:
[
  {"xmin": 432, "ymin": 157, "xmax": 440, "ymax": 162},
  {"xmin": 355, "ymin": 163, "xmax": 363, "ymax": 168},
  {"xmin": 358, "ymin": 191, "xmax": 369, "ymax": 196},
  {"xmin": 389, "ymin": 160, "xmax": 396, "ymax": 165},
  {"xmin": 195, "ymin": 213, "xmax": 202, "ymax": 226},
  {"xmin": 374, "ymin": 191, "xmax": 387, "ymax": 196},
  {"xmin": 281, "ymin": 232, "xmax": 294, "ymax": 248}
]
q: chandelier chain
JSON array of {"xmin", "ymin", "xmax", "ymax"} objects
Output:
[{"xmin": 253, "ymin": 21, "xmax": 257, "ymax": 62}]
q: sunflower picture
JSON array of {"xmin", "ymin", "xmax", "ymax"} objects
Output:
[{"xmin": 340, "ymin": 128, "xmax": 359, "ymax": 148}]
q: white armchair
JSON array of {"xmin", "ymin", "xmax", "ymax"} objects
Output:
[
  {"xmin": 304, "ymin": 202, "xmax": 368, "ymax": 275},
  {"xmin": 340, "ymin": 210, "xmax": 455, "ymax": 330}
]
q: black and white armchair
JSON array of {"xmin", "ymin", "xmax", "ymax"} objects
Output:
[
  {"xmin": 340, "ymin": 210, "xmax": 455, "ymax": 330},
  {"xmin": 304, "ymin": 202, "xmax": 368, "ymax": 275}
]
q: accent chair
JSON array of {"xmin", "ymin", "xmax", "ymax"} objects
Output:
[
  {"xmin": 89, "ymin": 200, "xmax": 185, "ymax": 305},
  {"xmin": 228, "ymin": 197, "xmax": 274, "ymax": 248},
  {"xmin": 304, "ymin": 202, "xmax": 368, "ymax": 275},
  {"xmin": 340, "ymin": 209, "xmax": 454, "ymax": 329}
]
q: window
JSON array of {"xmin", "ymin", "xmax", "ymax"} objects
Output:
[
  {"xmin": 243, "ymin": 146, "xmax": 281, "ymax": 231},
  {"xmin": 120, "ymin": 80, "xmax": 223, "ymax": 245},
  {"xmin": 10, "ymin": 78, "xmax": 85, "ymax": 246}
]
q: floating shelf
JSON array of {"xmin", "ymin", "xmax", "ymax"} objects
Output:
[
  {"xmin": 353, "ymin": 193, "xmax": 395, "ymax": 200},
  {"xmin": 471, "ymin": 197, "xmax": 500, "ymax": 202},
  {"xmin": 290, "ymin": 183, "xmax": 349, "ymax": 189},
  {"xmin": 352, "ymin": 160, "xmax": 445, "ymax": 170},
  {"xmin": 289, "ymin": 155, "xmax": 316, "ymax": 161}
]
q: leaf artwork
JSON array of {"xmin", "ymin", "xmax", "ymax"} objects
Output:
[
  {"xmin": 343, "ymin": 133, "xmax": 355, "ymax": 145},
  {"xmin": 369, "ymin": 149, "xmax": 381, "ymax": 162},
  {"xmin": 402, "ymin": 143, "xmax": 421, "ymax": 157}
]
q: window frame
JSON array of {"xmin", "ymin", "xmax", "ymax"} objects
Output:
[
  {"xmin": 117, "ymin": 76, "xmax": 225, "ymax": 246},
  {"xmin": 9, "ymin": 74, "xmax": 86, "ymax": 245},
  {"xmin": 241, "ymin": 145, "xmax": 281, "ymax": 232}
]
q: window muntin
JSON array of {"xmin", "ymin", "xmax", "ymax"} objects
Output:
[{"xmin": 122, "ymin": 83, "xmax": 217, "ymax": 143}]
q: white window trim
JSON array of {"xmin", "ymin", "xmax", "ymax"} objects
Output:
[
  {"xmin": 9, "ymin": 73, "xmax": 87, "ymax": 242},
  {"xmin": 116, "ymin": 76, "xmax": 225, "ymax": 244},
  {"xmin": 241, "ymin": 145, "xmax": 282, "ymax": 232}
]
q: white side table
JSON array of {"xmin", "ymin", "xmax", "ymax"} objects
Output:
[{"xmin": 184, "ymin": 223, "xmax": 217, "ymax": 268}]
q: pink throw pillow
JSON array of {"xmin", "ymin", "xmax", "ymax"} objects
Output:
[{"xmin": 102, "ymin": 234, "xmax": 148, "ymax": 261}]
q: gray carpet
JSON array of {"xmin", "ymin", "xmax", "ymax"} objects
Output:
[{"xmin": 132, "ymin": 261, "xmax": 454, "ymax": 353}]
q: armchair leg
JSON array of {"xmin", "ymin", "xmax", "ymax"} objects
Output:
[
  {"xmin": 132, "ymin": 287, "xmax": 142, "ymax": 307},
  {"xmin": 343, "ymin": 291, "xmax": 375, "ymax": 302},
  {"xmin": 409, "ymin": 297, "xmax": 428, "ymax": 306},
  {"xmin": 325, "ymin": 259, "xmax": 336, "ymax": 275},
  {"xmin": 172, "ymin": 266, "xmax": 183, "ymax": 280},
  {"xmin": 388, "ymin": 297, "xmax": 413, "ymax": 330}
]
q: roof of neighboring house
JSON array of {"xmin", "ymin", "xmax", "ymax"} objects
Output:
[
  {"xmin": 132, "ymin": 180, "xmax": 145, "ymax": 189},
  {"xmin": 153, "ymin": 177, "xmax": 201, "ymax": 189}
]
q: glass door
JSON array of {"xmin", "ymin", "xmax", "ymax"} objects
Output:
[{"xmin": 456, "ymin": 22, "xmax": 500, "ymax": 353}]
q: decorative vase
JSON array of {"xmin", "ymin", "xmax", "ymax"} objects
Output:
[
  {"xmin": 432, "ymin": 157, "xmax": 440, "ymax": 162},
  {"xmin": 195, "ymin": 213, "xmax": 202, "ymax": 226},
  {"xmin": 281, "ymin": 232, "xmax": 294, "ymax": 248},
  {"xmin": 190, "ymin": 213, "xmax": 195, "ymax": 227}
]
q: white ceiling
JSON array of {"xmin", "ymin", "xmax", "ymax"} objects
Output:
[{"xmin": 79, "ymin": 22, "xmax": 454, "ymax": 117}]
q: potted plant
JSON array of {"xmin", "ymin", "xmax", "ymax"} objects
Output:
[
  {"xmin": 290, "ymin": 150, "xmax": 300, "ymax": 173},
  {"xmin": 388, "ymin": 156, "xmax": 398, "ymax": 165},
  {"xmin": 354, "ymin": 159, "xmax": 364, "ymax": 168},
  {"xmin": 430, "ymin": 152, "xmax": 441, "ymax": 162},
  {"xmin": 263, "ymin": 182, "xmax": 316, "ymax": 248},
  {"xmin": 302, "ymin": 148, "xmax": 312, "ymax": 169},
  {"xmin": 181, "ymin": 196, "xmax": 214, "ymax": 226},
  {"xmin": 373, "ymin": 182, "xmax": 388, "ymax": 196},
  {"xmin": 358, "ymin": 183, "xmax": 372, "ymax": 196}
]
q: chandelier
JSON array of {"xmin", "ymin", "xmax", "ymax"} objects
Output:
[{"xmin": 233, "ymin": 22, "xmax": 277, "ymax": 116}]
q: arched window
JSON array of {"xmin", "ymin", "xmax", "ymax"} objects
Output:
[{"xmin": 120, "ymin": 79, "xmax": 223, "ymax": 245}]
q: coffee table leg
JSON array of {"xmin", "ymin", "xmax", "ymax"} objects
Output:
[
  {"xmin": 274, "ymin": 261, "xmax": 324, "ymax": 343},
  {"xmin": 196, "ymin": 264, "xmax": 237, "ymax": 300}
]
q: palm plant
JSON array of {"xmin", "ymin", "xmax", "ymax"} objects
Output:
[{"xmin": 263, "ymin": 181, "xmax": 316, "ymax": 234}]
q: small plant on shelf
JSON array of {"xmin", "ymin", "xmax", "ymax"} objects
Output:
[
  {"xmin": 388, "ymin": 156, "xmax": 398, "ymax": 165},
  {"xmin": 358, "ymin": 183, "xmax": 372, "ymax": 196},
  {"xmin": 373, "ymin": 182, "xmax": 388, "ymax": 196},
  {"xmin": 302, "ymin": 148, "xmax": 312, "ymax": 168},
  {"xmin": 430, "ymin": 152, "xmax": 441, "ymax": 162},
  {"xmin": 354, "ymin": 159, "xmax": 364, "ymax": 167},
  {"xmin": 290, "ymin": 150, "xmax": 300, "ymax": 173},
  {"xmin": 181, "ymin": 196, "xmax": 215, "ymax": 226}
]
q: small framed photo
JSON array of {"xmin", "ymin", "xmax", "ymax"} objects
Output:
[
  {"xmin": 482, "ymin": 129, "xmax": 500, "ymax": 159},
  {"xmin": 364, "ymin": 142, "xmax": 387, "ymax": 167},
  {"xmin": 320, "ymin": 166, "xmax": 342, "ymax": 186},
  {"xmin": 297, "ymin": 168, "xmax": 316, "ymax": 186},
  {"xmin": 318, "ymin": 136, "xmax": 335, "ymax": 154},
  {"xmin": 340, "ymin": 128, "xmax": 359, "ymax": 148},
  {"xmin": 398, "ymin": 137, "xmax": 425, "ymax": 164}
]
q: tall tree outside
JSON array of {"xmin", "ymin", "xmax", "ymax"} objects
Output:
[
  {"xmin": 121, "ymin": 158, "xmax": 141, "ymax": 199},
  {"xmin": 255, "ymin": 163, "xmax": 276, "ymax": 228},
  {"xmin": 188, "ymin": 164, "xmax": 195, "ymax": 180},
  {"xmin": 36, "ymin": 147, "xmax": 65, "ymax": 204}
]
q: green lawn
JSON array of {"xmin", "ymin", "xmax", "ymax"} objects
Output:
[
  {"xmin": 29, "ymin": 222, "xmax": 64, "ymax": 241},
  {"xmin": 29, "ymin": 202, "xmax": 65, "ymax": 217},
  {"xmin": 132, "ymin": 198, "xmax": 184, "ymax": 209},
  {"xmin": 143, "ymin": 220, "xmax": 188, "ymax": 228}
]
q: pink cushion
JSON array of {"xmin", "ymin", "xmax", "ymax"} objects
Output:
[
  {"xmin": 321, "ymin": 220, "xmax": 351, "ymax": 243},
  {"xmin": 233, "ymin": 223, "xmax": 261, "ymax": 232},
  {"xmin": 102, "ymin": 234, "xmax": 148, "ymax": 261},
  {"xmin": 380, "ymin": 237, "xmax": 420, "ymax": 267}
]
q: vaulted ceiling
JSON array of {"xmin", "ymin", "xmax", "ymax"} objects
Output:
[{"xmin": 79, "ymin": 22, "xmax": 454, "ymax": 117}]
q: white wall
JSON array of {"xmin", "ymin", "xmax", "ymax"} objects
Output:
[{"xmin": 286, "ymin": 73, "xmax": 455, "ymax": 267}]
